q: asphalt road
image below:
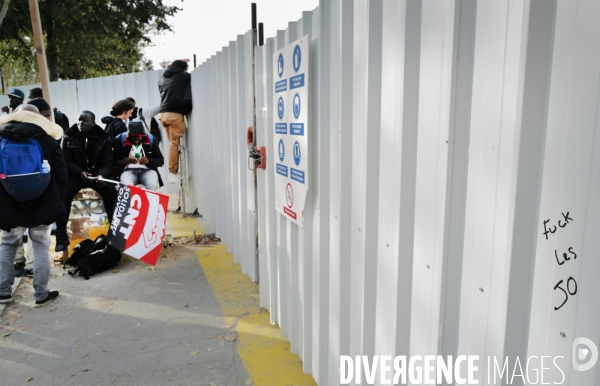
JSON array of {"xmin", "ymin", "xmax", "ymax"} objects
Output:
[{"xmin": 0, "ymin": 245, "xmax": 250, "ymax": 386}]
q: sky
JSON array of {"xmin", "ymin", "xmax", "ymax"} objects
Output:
[{"xmin": 144, "ymin": 0, "xmax": 320, "ymax": 70}]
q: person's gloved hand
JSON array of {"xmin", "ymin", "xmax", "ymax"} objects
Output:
[{"xmin": 1, "ymin": 106, "xmax": 9, "ymax": 113}]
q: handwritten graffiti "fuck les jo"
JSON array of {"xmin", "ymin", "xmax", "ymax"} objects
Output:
[{"xmin": 543, "ymin": 212, "xmax": 578, "ymax": 311}]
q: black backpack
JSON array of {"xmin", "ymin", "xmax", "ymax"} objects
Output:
[
  {"xmin": 67, "ymin": 235, "xmax": 122, "ymax": 280},
  {"xmin": 64, "ymin": 239, "xmax": 94, "ymax": 268}
]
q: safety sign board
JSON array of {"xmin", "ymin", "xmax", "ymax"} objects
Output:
[{"xmin": 273, "ymin": 37, "xmax": 309, "ymax": 227}]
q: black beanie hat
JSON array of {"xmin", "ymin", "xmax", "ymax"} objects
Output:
[
  {"xmin": 128, "ymin": 121, "xmax": 146, "ymax": 136},
  {"xmin": 28, "ymin": 98, "xmax": 51, "ymax": 112}
]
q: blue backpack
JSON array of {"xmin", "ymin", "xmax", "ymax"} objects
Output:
[{"xmin": 0, "ymin": 135, "xmax": 51, "ymax": 202}]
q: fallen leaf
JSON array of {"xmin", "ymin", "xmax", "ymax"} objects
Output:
[
  {"xmin": 190, "ymin": 350, "xmax": 200, "ymax": 356},
  {"xmin": 112, "ymin": 270, "xmax": 121, "ymax": 273},
  {"xmin": 20, "ymin": 354, "xmax": 27, "ymax": 359},
  {"xmin": 49, "ymin": 307, "xmax": 57, "ymax": 312},
  {"xmin": 1, "ymin": 333, "xmax": 10, "ymax": 338},
  {"xmin": 202, "ymin": 364, "xmax": 213, "ymax": 369},
  {"xmin": 185, "ymin": 343, "xmax": 191, "ymax": 347},
  {"xmin": 81, "ymin": 368, "xmax": 91, "ymax": 372},
  {"xmin": 217, "ymin": 335, "xmax": 224, "ymax": 341},
  {"xmin": 81, "ymin": 354, "xmax": 89, "ymax": 358},
  {"xmin": 224, "ymin": 333, "xmax": 237, "ymax": 342},
  {"xmin": 26, "ymin": 376, "xmax": 33, "ymax": 382}
]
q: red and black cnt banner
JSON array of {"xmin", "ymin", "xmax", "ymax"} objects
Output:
[{"xmin": 108, "ymin": 185, "xmax": 169, "ymax": 266}]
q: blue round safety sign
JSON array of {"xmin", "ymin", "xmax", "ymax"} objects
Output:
[
  {"xmin": 293, "ymin": 45, "xmax": 301, "ymax": 73},
  {"xmin": 278, "ymin": 96, "xmax": 284, "ymax": 120},
  {"xmin": 278, "ymin": 139, "xmax": 285, "ymax": 162},
  {"xmin": 293, "ymin": 93, "xmax": 301, "ymax": 120},
  {"xmin": 277, "ymin": 54, "xmax": 284, "ymax": 78},
  {"xmin": 293, "ymin": 141, "xmax": 301, "ymax": 166}
]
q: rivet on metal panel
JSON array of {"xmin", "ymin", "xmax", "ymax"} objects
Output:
[
  {"xmin": 479, "ymin": 287, "xmax": 484, "ymax": 292},
  {"xmin": 358, "ymin": 228, "xmax": 361, "ymax": 232},
  {"xmin": 335, "ymin": 216, "xmax": 337, "ymax": 219},
  {"xmin": 426, "ymin": 265, "xmax": 430, "ymax": 269},
  {"xmin": 560, "ymin": 331, "xmax": 566, "ymax": 338},
  {"xmin": 386, "ymin": 244, "xmax": 389, "ymax": 247}
]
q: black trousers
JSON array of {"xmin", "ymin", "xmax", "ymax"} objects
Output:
[{"xmin": 56, "ymin": 178, "xmax": 118, "ymax": 231}]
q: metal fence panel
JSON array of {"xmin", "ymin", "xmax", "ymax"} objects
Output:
[
  {"xmin": 4, "ymin": 0, "xmax": 600, "ymax": 384},
  {"xmin": 0, "ymin": 80, "xmax": 79, "ymax": 127},
  {"xmin": 190, "ymin": 1, "xmax": 600, "ymax": 385}
]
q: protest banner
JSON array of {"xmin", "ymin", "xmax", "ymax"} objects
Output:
[{"xmin": 107, "ymin": 183, "xmax": 169, "ymax": 266}]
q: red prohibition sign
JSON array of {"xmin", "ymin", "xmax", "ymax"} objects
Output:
[{"xmin": 286, "ymin": 183, "xmax": 294, "ymax": 208}]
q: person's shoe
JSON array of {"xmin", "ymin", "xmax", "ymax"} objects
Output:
[
  {"xmin": 24, "ymin": 268, "xmax": 33, "ymax": 278},
  {"xmin": 13, "ymin": 262, "xmax": 25, "ymax": 277},
  {"xmin": 35, "ymin": 291, "xmax": 59, "ymax": 307},
  {"xmin": 55, "ymin": 230, "xmax": 69, "ymax": 252},
  {"xmin": 168, "ymin": 171, "xmax": 181, "ymax": 184},
  {"xmin": 0, "ymin": 294, "xmax": 13, "ymax": 304}
]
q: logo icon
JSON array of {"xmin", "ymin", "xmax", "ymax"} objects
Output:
[
  {"xmin": 278, "ymin": 139, "xmax": 285, "ymax": 162},
  {"xmin": 278, "ymin": 97, "xmax": 284, "ymax": 120},
  {"xmin": 293, "ymin": 45, "xmax": 301, "ymax": 72},
  {"xmin": 573, "ymin": 337, "xmax": 599, "ymax": 371},
  {"xmin": 293, "ymin": 93, "xmax": 301, "ymax": 119},
  {"xmin": 278, "ymin": 53, "xmax": 284, "ymax": 78},
  {"xmin": 293, "ymin": 141, "xmax": 301, "ymax": 166},
  {"xmin": 286, "ymin": 183, "xmax": 294, "ymax": 208}
]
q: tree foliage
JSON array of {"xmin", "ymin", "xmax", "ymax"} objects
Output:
[{"xmin": 0, "ymin": 0, "xmax": 180, "ymax": 82}]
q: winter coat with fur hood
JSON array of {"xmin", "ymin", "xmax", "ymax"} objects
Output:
[{"xmin": 0, "ymin": 111, "xmax": 67, "ymax": 231}]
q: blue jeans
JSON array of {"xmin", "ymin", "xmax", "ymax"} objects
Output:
[
  {"xmin": 0, "ymin": 225, "xmax": 52, "ymax": 301},
  {"xmin": 120, "ymin": 169, "xmax": 159, "ymax": 191}
]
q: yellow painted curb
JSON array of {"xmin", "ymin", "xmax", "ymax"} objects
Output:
[
  {"xmin": 197, "ymin": 246, "xmax": 316, "ymax": 386},
  {"xmin": 166, "ymin": 213, "xmax": 205, "ymax": 239}
]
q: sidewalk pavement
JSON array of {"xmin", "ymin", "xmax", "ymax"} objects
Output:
[{"xmin": 0, "ymin": 205, "xmax": 316, "ymax": 385}]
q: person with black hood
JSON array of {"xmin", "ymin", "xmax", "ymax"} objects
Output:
[
  {"xmin": 158, "ymin": 60, "xmax": 192, "ymax": 183},
  {"xmin": 26, "ymin": 88, "xmax": 70, "ymax": 132},
  {"xmin": 55, "ymin": 110, "xmax": 117, "ymax": 252},
  {"xmin": 0, "ymin": 104, "xmax": 66, "ymax": 306},
  {"xmin": 101, "ymin": 99, "xmax": 135, "ymax": 139},
  {"xmin": 113, "ymin": 121, "xmax": 164, "ymax": 191}
]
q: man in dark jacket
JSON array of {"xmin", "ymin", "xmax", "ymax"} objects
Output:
[
  {"xmin": 55, "ymin": 110, "xmax": 117, "ymax": 252},
  {"xmin": 113, "ymin": 121, "xmax": 164, "ymax": 191},
  {"xmin": 1, "ymin": 88, "xmax": 24, "ymax": 115},
  {"xmin": 158, "ymin": 60, "xmax": 192, "ymax": 184},
  {"xmin": 26, "ymin": 88, "xmax": 70, "ymax": 132},
  {"xmin": 0, "ymin": 105, "xmax": 65, "ymax": 306}
]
